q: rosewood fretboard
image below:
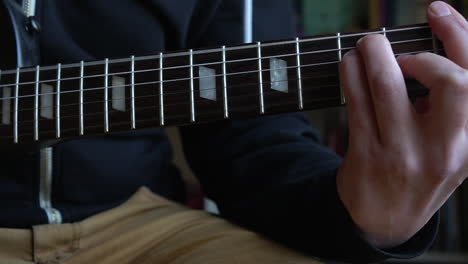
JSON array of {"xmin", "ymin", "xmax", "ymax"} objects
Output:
[{"xmin": 0, "ymin": 23, "xmax": 443, "ymax": 145}]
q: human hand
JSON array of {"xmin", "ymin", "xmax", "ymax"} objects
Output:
[{"xmin": 337, "ymin": 1, "xmax": 468, "ymax": 248}]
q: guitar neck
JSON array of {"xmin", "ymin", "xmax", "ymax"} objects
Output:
[{"xmin": 0, "ymin": 23, "xmax": 442, "ymax": 145}]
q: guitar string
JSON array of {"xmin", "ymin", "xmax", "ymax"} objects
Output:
[
  {"xmin": 7, "ymin": 59, "xmax": 433, "ymax": 132},
  {"xmin": 0, "ymin": 37, "xmax": 435, "ymax": 90},
  {"xmin": 0, "ymin": 46, "xmax": 443, "ymax": 104},
  {"xmin": 7, "ymin": 77, "xmax": 341, "ymax": 124},
  {"xmin": 6, "ymin": 73, "xmax": 339, "ymax": 114},
  {"xmin": 0, "ymin": 25, "xmax": 442, "ymax": 140},
  {"xmin": 0, "ymin": 24, "xmax": 432, "ymax": 77},
  {"xmin": 0, "ymin": 31, "xmax": 435, "ymax": 89},
  {"xmin": 9, "ymin": 91, "xmax": 343, "ymax": 139},
  {"xmin": 0, "ymin": 48, "xmax": 440, "ymax": 126},
  {"xmin": 6, "ymin": 76, "xmax": 430, "ymax": 138},
  {"xmin": 13, "ymin": 91, "xmax": 340, "ymax": 133},
  {"xmin": 15, "ymin": 102, "xmax": 341, "ymax": 139},
  {"xmin": 0, "ymin": 47, "xmax": 442, "ymax": 117},
  {"xmin": 2, "ymin": 61, "xmax": 341, "ymax": 105}
]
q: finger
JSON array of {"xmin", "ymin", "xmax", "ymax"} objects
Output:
[
  {"xmin": 357, "ymin": 34, "xmax": 414, "ymax": 146},
  {"xmin": 427, "ymin": 1, "xmax": 468, "ymax": 68},
  {"xmin": 398, "ymin": 53, "xmax": 468, "ymax": 129},
  {"xmin": 340, "ymin": 50, "xmax": 379, "ymax": 146}
]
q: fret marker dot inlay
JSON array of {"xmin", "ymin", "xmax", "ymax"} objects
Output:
[
  {"xmin": 199, "ymin": 66, "xmax": 217, "ymax": 101},
  {"xmin": 270, "ymin": 58, "xmax": 288, "ymax": 93},
  {"xmin": 40, "ymin": 84, "xmax": 54, "ymax": 119},
  {"xmin": 112, "ymin": 76, "xmax": 126, "ymax": 112}
]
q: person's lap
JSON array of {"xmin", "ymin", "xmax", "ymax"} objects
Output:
[{"xmin": 0, "ymin": 187, "xmax": 321, "ymax": 264}]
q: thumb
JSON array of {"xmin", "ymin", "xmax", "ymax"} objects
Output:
[{"xmin": 427, "ymin": 1, "xmax": 468, "ymax": 68}]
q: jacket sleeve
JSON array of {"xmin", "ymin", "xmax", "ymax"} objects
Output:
[{"xmin": 180, "ymin": 1, "xmax": 438, "ymax": 263}]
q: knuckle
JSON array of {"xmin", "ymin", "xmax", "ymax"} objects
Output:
[
  {"xmin": 358, "ymin": 34, "xmax": 388, "ymax": 48},
  {"xmin": 403, "ymin": 53, "xmax": 433, "ymax": 67},
  {"xmin": 400, "ymin": 154, "xmax": 420, "ymax": 176},
  {"xmin": 443, "ymin": 69, "xmax": 468, "ymax": 94},
  {"xmin": 428, "ymin": 148, "xmax": 460, "ymax": 186},
  {"xmin": 341, "ymin": 51, "xmax": 358, "ymax": 67}
]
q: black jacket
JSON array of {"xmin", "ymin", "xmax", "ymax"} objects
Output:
[{"xmin": 0, "ymin": 0, "xmax": 438, "ymax": 262}]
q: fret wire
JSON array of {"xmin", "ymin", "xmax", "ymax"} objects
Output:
[
  {"xmin": 17, "ymin": 78, "xmax": 335, "ymax": 116},
  {"xmin": 79, "ymin": 61, "xmax": 84, "ymax": 135},
  {"xmin": 11, "ymin": 60, "xmax": 337, "ymax": 100},
  {"xmin": 24, "ymin": 98, "xmax": 342, "ymax": 137},
  {"xmin": 56, "ymin": 63, "xmax": 61, "ymax": 138},
  {"xmin": 337, "ymin": 33, "xmax": 345, "ymax": 105},
  {"xmin": 257, "ymin": 42, "xmax": 265, "ymax": 115},
  {"xmin": 85, "ymin": 46, "xmax": 438, "ymax": 94},
  {"xmin": 13, "ymin": 64, "xmax": 434, "ymax": 128},
  {"xmin": 222, "ymin": 46, "xmax": 229, "ymax": 119},
  {"xmin": 34, "ymin": 65, "xmax": 40, "ymax": 141},
  {"xmin": 14, "ymin": 93, "xmax": 338, "ymax": 137},
  {"xmin": 337, "ymin": 33, "xmax": 342, "ymax": 61},
  {"xmin": 189, "ymin": 49, "xmax": 195, "ymax": 123},
  {"xmin": 17, "ymin": 72, "xmax": 341, "ymax": 120},
  {"xmin": 131, "ymin": 56, "xmax": 136, "ymax": 129},
  {"xmin": 159, "ymin": 53, "xmax": 164, "ymax": 126},
  {"xmin": 1, "ymin": 47, "xmax": 445, "ymax": 106},
  {"xmin": 12, "ymin": 72, "xmax": 342, "ymax": 116},
  {"xmin": 19, "ymin": 81, "xmax": 343, "ymax": 133},
  {"xmin": 432, "ymin": 34, "xmax": 438, "ymax": 54},
  {"xmin": 22, "ymin": 93, "xmax": 345, "ymax": 139},
  {"xmin": 14, "ymin": 68, "xmax": 19, "ymax": 143},
  {"xmin": 382, "ymin": 27, "xmax": 387, "ymax": 37},
  {"xmin": 0, "ymin": 32, "xmax": 436, "ymax": 88},
  {"xmin": 104, "ymin": 58, "xmax": 109, "ymax": 133},
  {"xmin": 13, "ymin": 43, "xmax": 444, "ymax": 120},
  {"xmin": 10, "ymin": 62, "xmax": 340, "ymax": 112},
  {"xmin": 295, "ymin": 37, "xmax": 303, "ymax": 110}
]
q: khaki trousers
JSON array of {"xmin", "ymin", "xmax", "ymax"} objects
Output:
[{"xmin": 0, "ymin": 187, "xmax": 321, "ymax": 264}]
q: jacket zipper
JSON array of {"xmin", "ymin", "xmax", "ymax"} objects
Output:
[
  {"xmin": 23, "ymin": 0, "xmax": 63, "ymax": 224},
  {"xmin": 243, "ymin": 0, "xmax": 252, "ymax": 43},
  {"xmin": 39, "ymin": 148, "xmax": 62, "ymax": 224},
  {"xmin": 22, "ymin": 0, "xmax": 36, "ymax": 17}
]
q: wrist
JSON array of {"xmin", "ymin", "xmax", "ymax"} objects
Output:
[{"xmin": 336, "ymin": 166, "xmax": 427, "ymax": 249}]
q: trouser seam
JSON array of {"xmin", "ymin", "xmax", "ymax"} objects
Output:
[{"xmin": 34, "ymin": 224, "xmax": 81, "ymax": 264}]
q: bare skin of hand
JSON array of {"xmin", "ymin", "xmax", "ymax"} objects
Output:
[{"xmin": 337, "ymin": 1, "xmax": 468, "ymax": 248}]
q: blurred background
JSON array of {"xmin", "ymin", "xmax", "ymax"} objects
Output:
[{"xmin": 168, "ymin": 0, "xmax": 468, "ymax": 263}]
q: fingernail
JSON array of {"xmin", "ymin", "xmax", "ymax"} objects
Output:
[
  {"xmin": 356, "ymin": 37, "xmax": 364, "ymax": 47},
  {"xmin": 429, "ymin": 1, "xmax": 452, "ymax": 17},
  {"xmin": 343, "ymin": 49, "xmax": 357, "ymax": 58}
]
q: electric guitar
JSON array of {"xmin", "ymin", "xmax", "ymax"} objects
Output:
[{"xmin": 0, "ymin": 3, "xmax": 439, "ymax": 148}]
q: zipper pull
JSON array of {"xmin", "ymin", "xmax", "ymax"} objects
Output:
[{"xmin": 25, "ymin": 16, "xmax": 41, "ymax": 33}]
